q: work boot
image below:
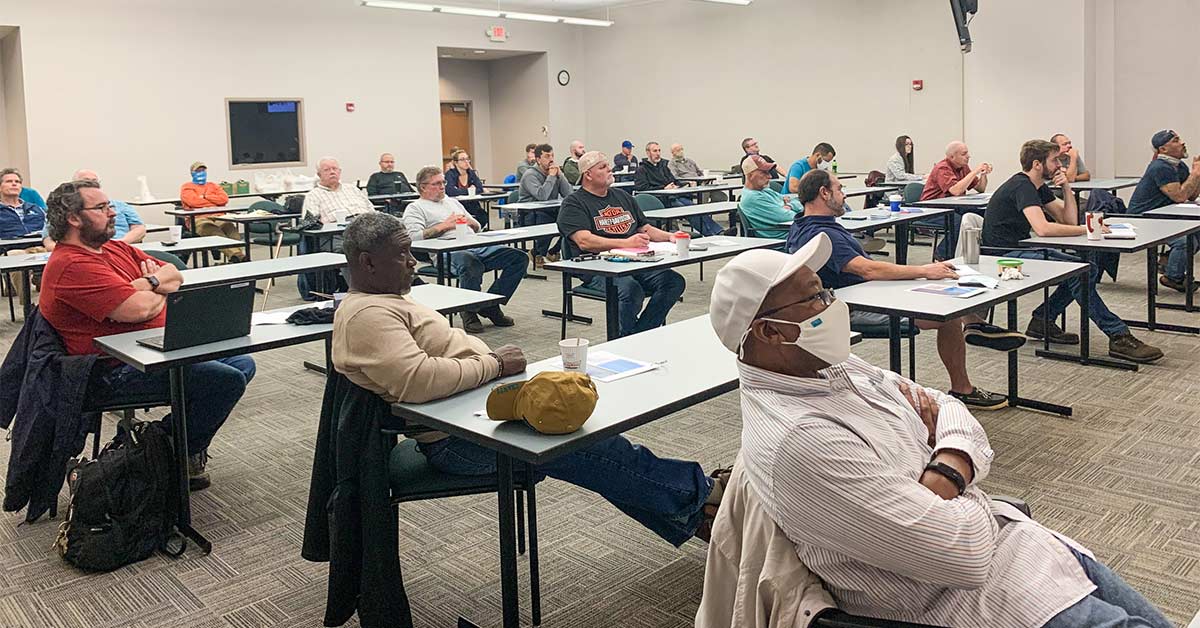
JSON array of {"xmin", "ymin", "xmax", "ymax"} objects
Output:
[
  {"xmin": 1109, "ymin": 333, "xmax": 1163, "ymax": 363},
  {"xmin": 461, "ymin": 311, "xmax": 484, "ymax": 333},
  {"xmin": 545, "ymin": 252, "xmax": 561, "ymax": 263},
  {"xmin": 963, "ymin": 322, "xmax": 1026, "ymax": 352},
  {"xmin": 188, "ymin": 449, "xmax": 211, "ymax": 491},
  {"xmin": 479, "ymin": 305, "xmax": 514, "ymax": 327},
  {"xmin": 1025, "ymin": 316, "xmax": 1079, "ymax": 345},
  {"xmin": 1159, "ymin": 274, "xmax": 1200, "ymax": 294}
]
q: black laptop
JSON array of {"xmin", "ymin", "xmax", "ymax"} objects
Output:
[{"xmin": 136, "ymin": 282, "xmax": 256, "ymax": 352}]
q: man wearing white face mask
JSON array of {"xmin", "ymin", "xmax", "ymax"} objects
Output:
[{"xmin": 707, "ymin": 237, "xmax": 1172, "ymax": 628}]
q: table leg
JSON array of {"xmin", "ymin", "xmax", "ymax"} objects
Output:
[
  {"xmin": 496, "ymin": 453, "xmax": 521, "ymax": 628},
  {"xmin": 169, "ymin": 367, "xmax": 212, "ymax": 554},
  {"xmin": 21, "ymin": 269, "xmax": 31, "ymax": 318},
  {"xmin": 1125, "ymin": 247, "xmax": 1199, "ymax": 334},
  {"xmin": 303, "ymin": 336, "xmax": 332, "ymax": 375},
  {"xmin": 243, "ymin": 225, "xmax": 253, "ymax": 262},
  {"xmin": 1034, "ymin": 258, "xmax": 1138, "ymax": 371},
  {"xmin": 436, "ymin": 252, "xmax": 447, "ymax": 286},
  {"xmin": 887, "ymin": 316, "xmax": 901, "ymax": 373},
  {"xmin": 540, "ymin": 272, "xmax": 593, "ymax": 328},
  {"xmin": 1155, "ymin": 232, "xmax": 1200, "ymax": 315},
  {"xmin": 1006, "ymin": 299, "xmax": 1072, "ymax": 416},
  {"xmin": 605, "ymin": 277, "xmax": 620, "ymax": 340},
  {"xmin": 202, "ymin": 251, "xmax": 210, "ymax": 268},
  {"xmin": 896, "ymin": 223, "xmax": 910, "ymax": 265}
]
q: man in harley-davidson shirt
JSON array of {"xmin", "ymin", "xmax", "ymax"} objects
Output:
[{"xmin": 558, "ymin": 151, "xmax": 685, "ymax": 337}]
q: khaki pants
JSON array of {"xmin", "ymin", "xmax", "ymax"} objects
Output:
[
  {"xmin": 194, "ymin": 216, "xmax": 246, "ymax": 261},
  {"xmin": 7, "ymin": 246, "xmax": 47, "ymax": 302}
]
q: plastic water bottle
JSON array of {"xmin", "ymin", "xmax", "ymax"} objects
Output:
[{"xmin": 831, "ymin": 159, "xmax": 838, "ymax": 175}]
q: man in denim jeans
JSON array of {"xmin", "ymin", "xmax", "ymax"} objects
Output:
[
  {"xmin": 331, "ymin": 212, "xmax": 728, "ymax": 545},
  {"xmin": 981, "ymin": 139, "xmax": 1163, "ymax": 363}
]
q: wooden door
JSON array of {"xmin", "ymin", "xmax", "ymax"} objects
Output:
[{"xmin": 440, "ymin": 102, "xmax": 472, "ymax": 164}]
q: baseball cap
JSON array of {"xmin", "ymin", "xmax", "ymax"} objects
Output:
[
  {"xmin": 189, "ymin": 161, "xmax": 207, "ymax": 172},
  {"xmin": 1152, "ymin": 130, "xmax": 1178, "ymax": 150},
  {"xmin": 577, "ymin": 151, "xmax": 609, "ymax": 175},
  {"xmin": 709, "ymin": 233, "xmax": 833, "ymax": 353},
  {"xmin": 486, "ymin": 371, "xmax": 599, "ymax": 435},
  {"xmin": 741, "ymin": 154, "xmax": 775, "ymax": 177},
  {"xmin": 621, "ymin": 140, "xmax": 634, "ymax": 149}
]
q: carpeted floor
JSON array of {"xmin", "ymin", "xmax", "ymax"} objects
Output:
[{"xmin": 0, "ymin": 229, "xmax": 1198, "ymax": 627}]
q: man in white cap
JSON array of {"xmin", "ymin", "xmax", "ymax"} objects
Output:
[
  {"xmin": 558, "ymin": 151, "xmax": 685, "ymax": 337},
  {"xmin": 707, "ymin": 236, "xmax": 1172, "ymax": 628}
]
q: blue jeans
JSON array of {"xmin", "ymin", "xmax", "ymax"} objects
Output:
[
  {"xmin": 89, "ymin": 356, "xmax": 256, "ymax": 454},
  {"xmin": 585, "ymin": 269, "xmax": 685, "ymax": 337},
  {"xmin": 521, "ymin": 209, "xmax": 560, "ymax": 256},
  {"xmin": 1004, "ymin": 249, "xmax": 1130, "ymax": 338},
  {"xmin": 1164, "ymin": 233, "xmax": 1200, "ymax": 282},
  {"xmin": 449, "ymin": 245, "xmax": 528, "ymax": 303},
  {"xmin": 1042, "ymin": 544, "xmax": 1172, "ymax": 628},
  {"xmin": 417, "ymin": 435, "xmax": 713, "ymax": 547},
  {"xmin": 667, "ymin": 197, "xmax": 723, "ymax": 236}
]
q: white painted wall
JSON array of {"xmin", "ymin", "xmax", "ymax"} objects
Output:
[
  {"xmin": 0, "ymin": 30, "xmax": 28, "ymax": 181},
  {"xmin": 2, "ymin": 0, "xmax": 586, "ymax": 225},
  {"xmin": 437, "ymin": 58, "xmax": 495, "ymax": 182},
  {"xmin": 489, "ymin": 53, "xmax": 552, "ymax": 179}
]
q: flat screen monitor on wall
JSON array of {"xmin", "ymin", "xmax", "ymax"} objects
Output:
[
  {"xmin": 225, "ymin": 98, "xmax": 306, "ymax": 169},
  {"xmin": 949, "ymin": 0, "xmax": 977, "ymax": 53}
]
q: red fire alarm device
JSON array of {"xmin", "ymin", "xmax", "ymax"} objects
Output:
[
  {"xmin": 345, "ymin": 102, "xmax": 355, "ymax": 113},
  {"xmin": 912, "ymin": 79, "xmax": 924, "ymax": 91},
  {"xmin": 487, "ymin": 26, "xmax": 508, "ymax": 42}
]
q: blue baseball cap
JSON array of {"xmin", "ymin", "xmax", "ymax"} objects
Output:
[
  {"xmin": 1152, "ymin": 129, "xmax": 1178, "ymax": 150},
  {"xmin": 621, "ymin": 140, "xmax": 634, "ymax": 149}
]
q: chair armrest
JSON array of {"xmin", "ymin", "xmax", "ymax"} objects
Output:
[
  {"xmin": 991, "ymin": 495, "xmax": 1032, "ymax": 517},
  {"xmin": 813, "ymin": 608, "xmax": 946, "ymax": 628}
]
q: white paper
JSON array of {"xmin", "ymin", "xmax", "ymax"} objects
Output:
[
  {"xmin": 699, "ymin": 238, "xmax": 739, "ymax": 247},
  {"xmin": 958, "ymin": 275, "xmax": 999, "ymax": 289},
  {"xmin": 951, "ymin": 264, "xmax": 981, "ymax": 276},
  {"xmin": 251, "ymin": 310, "xmax": 294, "ymax": 325},
  {"xmin": 648, "ymin": 242, "xmax": 677, "ymax": 254},
  {"xmin": 549, "ymin": 350, "xmax": 661, "ymax": 383},
  {"xmin": 479, "ymin": 228, "xmax": 528, "ymax": 237}
]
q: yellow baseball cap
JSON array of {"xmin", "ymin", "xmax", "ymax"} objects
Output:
[
  {"xmin": 486, "ymin": 372, "xmax": 598, "ymax": 435},
  {"xmin": 189, "ymin": 161, "xmax": 207, "ymax": 172}
]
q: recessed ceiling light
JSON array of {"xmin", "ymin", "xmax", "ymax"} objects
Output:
[{"xmin": 696, "ymin": 0, "xmax": 752, "ymax": 4}]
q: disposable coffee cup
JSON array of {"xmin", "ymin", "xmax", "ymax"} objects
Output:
[
  {"xmin": 674, "ymin": 231, "xmax": 691, "ymax": 258},
  {"xmin": 888, "ymin": 194, "xmax": 902, "ymax": 212},
  {"xmin": 455, "ymin": 217, "xmax": 472, "ymax": 239},
  {"xmin": 333, "ymin": 209, "xmax": 349, "ymax": 224},
  {"xmin": 559, "ymin": 338, "xmax": 589, "ymax": 372},
  {"xmin": 165, "ymin": 225, "xmax": 182, "ymax": 245},
  {"xmin": 1086, "ymin": 212, "xmax": 1104, "ymax": 241}
]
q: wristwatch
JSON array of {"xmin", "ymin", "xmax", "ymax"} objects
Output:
[
  {"xmin": 145, "ymin": 275, "xmax": 161, "ymax": 291},
  {"xmin": 924, "ymin": 461, "xmax": 967, "ymax": 496}
]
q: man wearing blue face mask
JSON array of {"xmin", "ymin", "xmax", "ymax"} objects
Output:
[
  {"xmin": 706, "ymin": 238, "xmax": 1172, "ymax": 628},
  {"xmin": 179, "ymin": 161, "xmax": 244, "ymax": 262}
]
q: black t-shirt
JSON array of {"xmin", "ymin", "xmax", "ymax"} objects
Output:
[
  {"xmin": 557, "ymin": 187, "xmax": 647, "ymax": 260},
  {"xmin": 366, "ymin": 171, "xmax": 413, "ymax": 196},
  {"xmin": 982, "ymin": 172, "xmax": 1057, "ymax": 250}
]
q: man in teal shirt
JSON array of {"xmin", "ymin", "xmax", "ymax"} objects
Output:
[{"xmin": 738, "ymin": 155, "xmax": 796, "ymax": 238}]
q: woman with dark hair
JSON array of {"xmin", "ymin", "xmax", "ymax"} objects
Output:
[
  {"xmin": 445, "ymin": 149, "xmax": 488, "ymax": 225},
  {"xmin": 886, "ymin": 135, "xmax": 924, "ymax": 182}
]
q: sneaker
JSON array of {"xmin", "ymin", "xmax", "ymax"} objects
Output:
[
  {"xmin": 461, "ymin": 311, "xmax": 484, "ymax": 334},
  {"xmin": 1109, "ymin": 333, "xmax": 1163, "ymax": 363},
  {"xmin": 861, "ymin": 237, "xmax": 887, "ymax": 253},
  {"xmin": 1025, "ymin": 317, "xmax": 1079, "ymax": 345},
  {"xmin": 545, "ymin": 253, "xmax": 561, "ymax": 263},
  {"xmin": 948, "ymin": 387, "xmax": 1008, "ymax": 411},
  {"xmin": 1158, "ymin": 252, "xmax": 1170, "ymax": 271},
  {"xmin": 532, "ymin": 255, "xmax": 545, "ymax": 269},
  {"xmin": 963, "ymin": 322, "xmax": 1027, "ymax": 352},
  {"xmin": 188, "ymin": 450, "xmax": 211, "ymax": 491},
  {"xmin": 1158, "ymin": 274, "xmax": 1200, "ymax": 294},
  {"xmin": 479, "ymin": 305, "xmax": 514, "ymax": 327}
]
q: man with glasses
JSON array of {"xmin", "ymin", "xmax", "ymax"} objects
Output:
[
  {"xmin": 366, "ymin": 153, "xmax": 414, "ymax": 215},
  {"xmin": 786, "ymin": 169, "xmax": 1022, "ymax": 410},
  {"xmin": 305, "ymin": 157, "xmax": 376, "ymax": 225},
  {"xmin": 39, "ymin": 179, "xmax": 255, "ymax": 491},
  {"xmin": 1127, "ymin": 130, "xmax": 1200, "ymax": 293},
  {"xmin": 445, "ymin": 149, "xmax": 488, "ymax": 225},
  {"xmin": 733, "ymin": 137, "xmax": 780, "ymax": 179},
  {"xmin": 403, "ymin": 166, "xmax": 526, "ymax": 333},
  {"xmin": 709, "ymin": 234, "xmax": 1173, "ymax": 628}
]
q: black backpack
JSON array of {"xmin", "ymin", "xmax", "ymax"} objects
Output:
[{"xmin": 54, "ymin": 421, "xmax": 184, "ymax": 571}]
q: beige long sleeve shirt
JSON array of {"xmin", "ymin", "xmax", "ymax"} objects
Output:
[{"xmin": 332, "ymin": 291, "xmax": 500, "ymax": 442}]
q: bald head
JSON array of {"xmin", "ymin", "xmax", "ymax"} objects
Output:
[
  {"xmin": 569, "ymin": 140, "xmax": 585, "ymax": 158},
  {"xmin": 73, "ymin": 169, "xmax": 99, "ymax": 183},
  {"xmin": 945, "ymin": 141, "xmax": 970, "ymax": 168},
  {"xmin": 379, "ymin": 153, "xmax": 395, "ymax": 173},
  {"xmin": 670, "ymin": 143, "xmax": 684, "ymax": 158}
]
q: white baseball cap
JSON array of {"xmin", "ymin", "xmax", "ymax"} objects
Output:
[{"xmin": 709, "ymin": 233, "xmax": 832, "ymax": 353}]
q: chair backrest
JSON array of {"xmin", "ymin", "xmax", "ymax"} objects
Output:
[
  {"xmin": 768, "ymin": 181, "xmax": 784, "ymax": 194},
  {"xmin": 733, "ymin": 206, "xmax": 757, "ymax": 238},
  {"xmin": 954, "ymin": 213, "xmax": 985, "ymax": 259},
  {"xmin": 507, "ymin": 190, "xmax": 520, "ymax": 204},
  {"xmin": 902, "ymin": 182, "xmax": 924, "ymax": 204},
  {"xmin": 249, "ymin": 199, "xmax": 286, "ymax": 214},
  {"xmin": 142, "ymin": 249, "xmax": 187, "ymax": 271},
  {"xmin": 635, "ymin": 193, "xmax": 665, "ymax": 212},
  {"xmin": 503, "ymin": 174, "xmax": 517, "ymax": 184},
  {"xmin": 864, "ymin": 170, "xmax": 886, "ymax": 187}
]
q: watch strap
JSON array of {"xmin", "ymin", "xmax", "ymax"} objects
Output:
[{"xmin": 924, "ymin": 461, "xmax": 967, "ymax": 496}]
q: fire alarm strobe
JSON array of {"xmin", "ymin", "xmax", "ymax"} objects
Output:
[
  {"xmin": 346, "ymin": 103, "xmax": 355, "ymax": 112},
  {"xmin": 912, "ymin": 79, "xmax": 924, "ymax": 91}
]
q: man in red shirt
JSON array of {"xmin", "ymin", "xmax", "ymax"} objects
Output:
[
  {"xmin": 920, "ymin": 141, "xmax": 993, "ymax": 260},
  {"xmin": 39, "ymin": 179, "xmax": 256, "ymax": 490}
]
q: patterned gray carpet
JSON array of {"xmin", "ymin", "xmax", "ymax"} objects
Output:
[{"xmin": 1, "ymin": 231, "xmax": 1198, "ymax": 627}]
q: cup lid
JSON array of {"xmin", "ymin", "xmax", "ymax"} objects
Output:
[{"xmin": 675, "ymin": 231, "xmax": 691, "ymax": 238}]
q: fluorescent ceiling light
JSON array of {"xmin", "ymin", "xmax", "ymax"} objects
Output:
[
  {"xmin": 362, "ymin": 0, "xmax": 435, "ymax": 10},
  {"xmin": 361, "ymin": 1, "xmax": 613, "ymax": 27},
  {"xmin": 563, "ymin": 16, "xmax": 615, "ymax": 26},
  {"xmin": 697, "ymin": 0, "xmax": 752, "ymax": 4},
  {"xmin": 439, "ymin": 5, "xmax": 502, "ymax": 17},
  {"xmin": 502, "ymin": 11, "xmax": 561, "ymax": 22}
]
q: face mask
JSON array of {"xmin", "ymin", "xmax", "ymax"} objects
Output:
[
  {"xmin": 817, "ymin": 160, "xmax": 832, "ymax": 171},
  {"xmin": 191, "ymin": 171, "xmax": 207, "ymax": 185},
  {"xmin": 740, "ymin": 299, "xmax": 851, "ymax": 366}
]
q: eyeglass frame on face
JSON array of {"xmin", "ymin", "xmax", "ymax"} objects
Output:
[
  {"xmin": 80, "ymin": 202, "xmax": 114, "ymax": 213},
  {"xmin": 755, "ymin": 288, "xmax": 836, "ymax": 320},
  {"xmin": 422, "ymin": 179, "xmax": 447, "ymax": 188},
  {"xmin": 455, "ymin": 155, "xmax": 471, "ymax": 163}
]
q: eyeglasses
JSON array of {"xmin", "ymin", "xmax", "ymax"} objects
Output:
[
  {"xmin": 423, "ymin": 180, "xmax": 447, "ymax": 187},
  {"xmin": 756, "ymin": 288, "xmax": 835, "ymax": 319},
  {"xmin": 80, "ymin": 202, "xmax": 114, "ymax": 212}
]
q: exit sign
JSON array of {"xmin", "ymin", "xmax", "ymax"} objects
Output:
[{"xmin": 487, "ymin": 25, "xmax": 508, "ymax": 42}]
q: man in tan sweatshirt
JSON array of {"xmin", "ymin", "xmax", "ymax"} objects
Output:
[{"xmin": 331, "ymin": 212, "xmax": 727, "ymax": 545}]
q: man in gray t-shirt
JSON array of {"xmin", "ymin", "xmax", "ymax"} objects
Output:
[{"xmin": 1051, "ymin": 133, "xmax": 1091, "ymax": 183}]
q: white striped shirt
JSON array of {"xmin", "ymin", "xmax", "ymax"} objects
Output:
[
  {"xmin": 737, "ymin": 356, "xmax": 1096, "ymax": 628},
  {"xmin": 304, "ymin": 182, "xmax": 376, "ymax": 224}
]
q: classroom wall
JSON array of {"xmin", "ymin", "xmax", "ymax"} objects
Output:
[
  {"xmin": 0, "ymin": 30, "xmax": 28, "ymax": 179},
  {"xmin": 489, "ymin": 53, "xmax": 553, "ymax": 181},
  {"xmin": 1, "ymin": 0, "xmax": 586, "ymax": 224},
  {"xmin": 437, "ymin": 58, "xmax": 495, "ymax": 182},
  {"xmin": 579, "ymin": 0, "xmax": 1089, "ymax": 179}
]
